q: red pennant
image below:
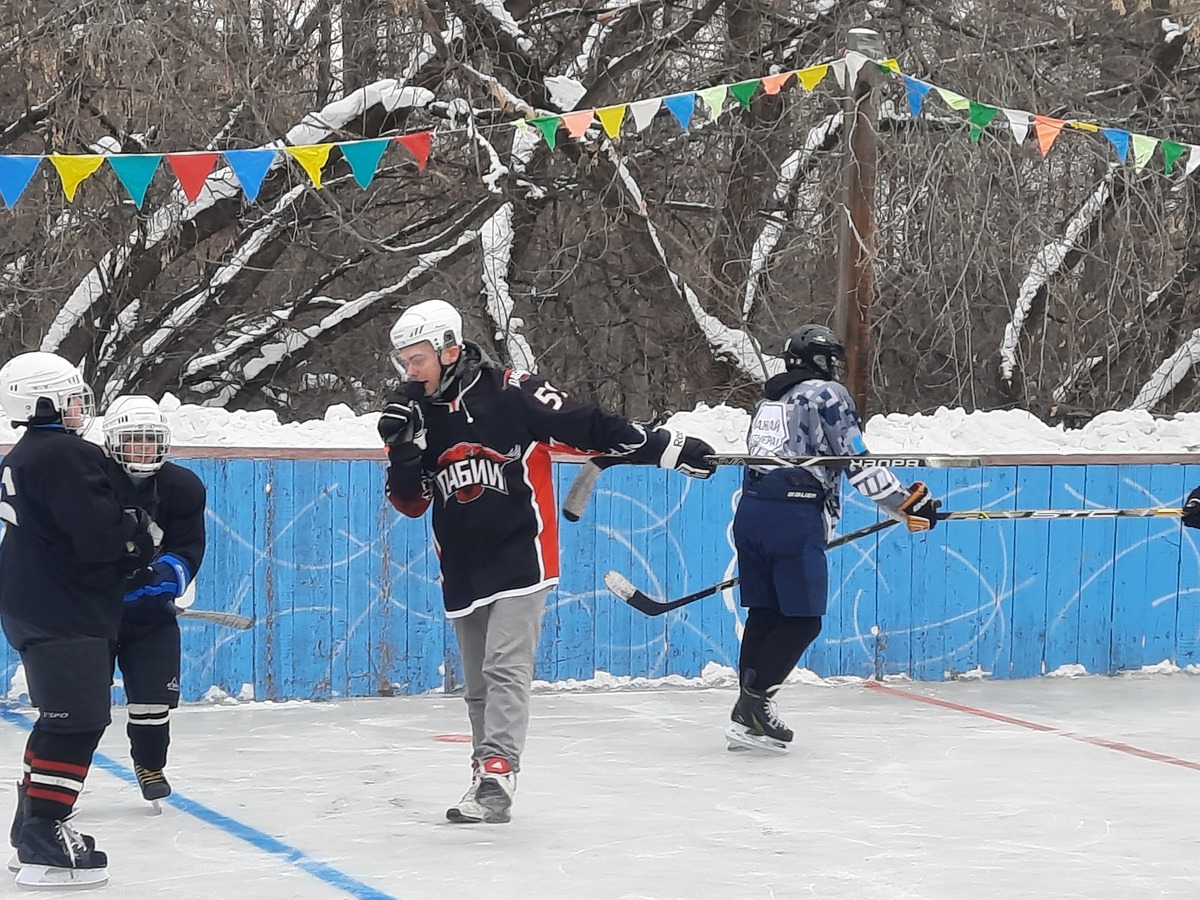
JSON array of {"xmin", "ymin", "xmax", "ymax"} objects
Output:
[
  {"xmin": 395, "ymin": 132, "xmax": 432, "ymax": 171},
  {"xmin": 166, "ymin": 152, "xmax": 220, "ymax": 202}
]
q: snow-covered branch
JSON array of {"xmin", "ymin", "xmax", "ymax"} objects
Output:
[{"xmin": 1129, "ymin": 329, "xmax": 1200, "ymax": 411}]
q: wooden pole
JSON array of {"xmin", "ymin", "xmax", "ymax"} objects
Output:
[{"xmin": 834, "ymin": 29, "xmax": 884, "ymax": 416}]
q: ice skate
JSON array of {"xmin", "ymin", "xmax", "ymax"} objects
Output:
[
  {"xmin": 14, "ymin": 815, "xmax": 108, "ymax": 890},
  {"xmin": 134, "ymin": 764, "xmax": 171, "ymax": 814},
  {"xmin": 446, "ymin": 758, "xmax": 514, "ymax": 824},
  {"xmin": 726, "ymin": 683, "xmax": 792, "ymax": 754}
]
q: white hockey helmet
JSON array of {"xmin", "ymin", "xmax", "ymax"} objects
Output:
[
  {"xmin": 0, "ymin": 351, "xmax": 95, "ymax": 433},
  {"xmin": 103, "ymin": 394, "xmax": 172, "ymax": 475},
  {"xmin": 388, "ymin": 299, "xmax": 463, "ymax": 375}
]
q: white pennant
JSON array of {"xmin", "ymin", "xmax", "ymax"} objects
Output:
[
  {"xmin": 1002, "ymin": 108, "xmax": 1032, "ymax": 145},
  {"xmin": 1185, "ymin": 145, "xmax": 1200, "ymax": 179},
  {"xmin": 843, "ymin": 51, "xmax": 868, "ymax": 88},
  {"xmin": 629, "ymin": 98, "xmax": 661, "ymax": 133},
  {"xmin": 829, "ymin": 59, "xmax": 848, "ymax": 90}
]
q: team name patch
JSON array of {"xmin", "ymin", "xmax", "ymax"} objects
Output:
[{"xmin": 434, "ymin": 443, "xmax": 520, "ymax": 504}]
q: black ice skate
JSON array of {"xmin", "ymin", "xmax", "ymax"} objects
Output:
[
  {"xmin": 446, "ymin": 757, "xmax": 514, "ymax": 824},
  {"xmin": 14, "ymin": 815, "xmax": 109, "ymax": 890},
  {"xmin": 134, "ymin": 764, "xmax": 172, "ymax": 803},
  {"xmin": 726, "ymin": 683, "xmax": 793, "ymax": 754}
]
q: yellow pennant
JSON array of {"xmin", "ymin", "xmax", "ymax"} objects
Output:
[
  {"xmin": 48, "ymin": 154, "xmax": 104, "ymax": 202},
  {"xmin": 596, "ymin": 105, "xmax": 628, "ymax": 139},
  {"xmin": 1067, "ymin": 120, "xmax": 1100, "ymax": 133},
  {"xmin": 880, "ymin": 58, "xmax": 901, "ymax": 73},
  {"xmin": 797, "ymin": 65, "xmax": 828, "ymax": 92},
  {"xmin": 286, "ymin": 144, "xmax": 334, "ymax": 189}
]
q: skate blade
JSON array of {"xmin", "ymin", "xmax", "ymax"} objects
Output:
[
  {"xmin": 15, "ymin": 863, "xmax": 108, "ymax": 890},
  {"xmin": 724, "ymin": 723, "xmax": 789, "ymax": 755},
  {"xmin": 148, "ymin": 799, "xmax": 163, "ymax": 816}
]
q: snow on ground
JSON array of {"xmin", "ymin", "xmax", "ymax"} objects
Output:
[
  {"xmin": 4, "ymin": 395, "xmax": 1200, "ymax": 454},
  {"xmin": 1, "ymin": 674, "xmax": 1196, "ymax": 899}
]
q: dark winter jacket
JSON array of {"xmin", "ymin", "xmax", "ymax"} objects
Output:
[
  {"xmin": 385, "ymin": 344, "xmax": 655, "ymax": 617},
  {"xmin": 0, "ymin": 426, "xmax": 143, "ymax": 641}
]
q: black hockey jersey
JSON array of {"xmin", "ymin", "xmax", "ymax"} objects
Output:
[
  {"xmin": 386, "ymin": 345, "xmax": 654, "ymax": 617},
  {"xmin": 128, "ymin": 461, "xmax": 207, "ymax": 578},
  {"xmin": 0, "ymin": 426, "xmax": 143, "ymax": 640}
]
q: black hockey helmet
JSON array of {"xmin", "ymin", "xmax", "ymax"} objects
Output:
[{"xmin": 781, "ymin": 324, "xmax": 846, "ymax": 380}]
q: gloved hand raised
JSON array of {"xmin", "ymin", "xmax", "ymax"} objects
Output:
[
  {"xmin": 123, "ymin": 508, "xmax": 156, "ymax": 567},
  {"xmin": 377, "ymin": 400, "xmax": 426, "ymax": 449},
  {"xmin": 648, "ymin": 427, "xmax": 716, "ymax": 480},
  {"xmin": 898, "ymin": 482, "xmax": 939, "ymax": 532},
  {"xmin": 1182, "ymin": 486, "xmax": 1200, "ymax": 529}
]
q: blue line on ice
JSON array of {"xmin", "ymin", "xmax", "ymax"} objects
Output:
[{"xmin": 1, "ymin": 708, "xmax": 400, "ymax": 900}]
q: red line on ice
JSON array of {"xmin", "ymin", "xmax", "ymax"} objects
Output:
[{"xmin": 865, "ymin": 681, "xmax": 1200, "ymax": 772}]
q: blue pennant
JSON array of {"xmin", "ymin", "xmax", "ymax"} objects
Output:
[
  {"xmin": 0, "ymin": 155, "xmax": 42, "ymax": 209},
  {"xmin": 223, "ymin": 148, "xmax": 277, "ymax": 202}
]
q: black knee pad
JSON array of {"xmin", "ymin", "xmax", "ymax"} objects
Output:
[{"xmin": 22, "ymin": 637, "xmax": 113, "ymax": 733}]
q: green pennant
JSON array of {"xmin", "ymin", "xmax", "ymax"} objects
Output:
[
  {"xmin": 530, "ymin": 116, "xmax": 561, "ymax": 150},
  {"xmin": 728, "ymin": 80, "xmax": 759, "ymax": 110},
  {"xmin": 1161, "ymin": 139, "xmax": 1186, "ymax": 175},
  {"xmin": 968, "ymin": 100, "xmax": 999, "ymax": 143}
]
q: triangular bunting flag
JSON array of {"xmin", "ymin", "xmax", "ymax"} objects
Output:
[
  {"xmin": 107, "ymin": 154, "xmax": 162, "ymax": 208},
  {"xmin": 629, "ymin": 98, "xmax": 660, "ymax": 132},
  {"xmin": 1002, "ymin": 109, "xmax": 1032, "ymax": 145},
  {"xmin": 1067, "ymin": 120, "xmax": 1099, "ymax": 133},
  {"xmin": 729, "ymin": 80, "xmax": 760, "ymax": 107},
  {"xmin": 48, "ymin": 154, "xmax": 104, "ymax": 202},
  {"xmin": 829, "ymin": 60, "xmax": 847, "ymax": 89},
  {"xmin": 797, "ymin": 65, "xmax": 828, "ymax": 92},
  {"xmin": 596, "ymin": 105, "xmax": 627, "ymax": 139},
  {"xmin": 968, "ymin": 101, "xmax": 998, "ymax": 142},
  {"xmin": 1033, "ymin": 116, "xmax": 1065, "ymax": 156},
  {"xmin": 1101, "ymin": 128, "xmax": 1130, "ymax": 162},
  {"xmin": 1185, "ymin": 145, "xmax": 1200, "ymax": 178},
  {"xmin": 697, "ymin": 86, "xmax": 727, "ymax": 122},
  {"xmin": 844, "ymin": 52, "xmax": 867, "ymax": 88},
  {"xmin": 561, "ymin": 110, "xmax": 594, "ymax": 139},
  {"xmin": 223, "ymin": 148, "xmax": 276, "ymax": 201},
  {"xmin": 395, "ymin": 131, "xmax": 432, "ymax": 171},
  {"xmin": 1131, "ymin": 133, "xmax": 1158, "ymax": 171},
  {"xmin": 0, "ymin": 155, "xmax": 41, "ymax": 209},
  {"xmin": 759, "ymin": 74, "xmax": 789, "ymax": 98},
  {"xmin": 1161, "ymin": 140, "xmax": 1186, "ymax": 174},
  {"xmin": 530, "ymin": 116, "xmax": 562, "ymax": 150},
  {"xmin": 166, "ymin": 151, "xmax": 220, "ymax": 202},
  {"xmin": 935, "ymin": 87, "xmax": 970, "ymax": 111},
  {"xmin": 285, "ymin": 145, "xmax": 333, "ymax": 189},
  {"xmin": 663, "ymin": 93, "xmax": 696, "ymax": 131},
  {"xmin": 880, "ymin": 58, "xmax": 901, "ymax": 74},
  {"xmin": 901, "ymin": 76, "xmax": 933, "ymax": 118},
  {"xmin": 339, "ymin": 139, "xmax": 390, "ymax": 189}
]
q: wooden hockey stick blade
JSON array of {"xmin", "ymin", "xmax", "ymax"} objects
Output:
[
  {"xmin": 604, "ymin": 518, "xmax": 899, "ymax": 617},
  {"xmin": 178, "ymin": 608, "xmax": 256, "ymax": 630},
  {"xmin": 707, "ymin": 453, "xmax": 981, "ymax": 469}
]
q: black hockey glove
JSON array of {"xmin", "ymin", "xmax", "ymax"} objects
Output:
[
  {"xmin": 122, "ymin": 508, "xmax": 157, "ymax": 567},
  {"xmin": 377, "ymin": 400, "xmax": 426, "ymax": 449},
  {"xmin": 649, "ymin": 427, "xmax": 716, "ymax": 480},
  {"xmin": 386, "ymin": 441, "xmax": 425, "ymax": 499},
  {"xmin": 1182, "ymin": 486, "xmax": 1200, "ymax": 530},
  {"xmin": 898, "ymin": 482, "xmax": 939, "ymax": 533},
  {"xmin": 124, "ymin": 553, "xmax": 191, "ymax": 605}
]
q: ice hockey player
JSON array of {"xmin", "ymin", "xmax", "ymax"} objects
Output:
[
  {"xmin": 727, "ymin": 325, "xmax": 940, "ymax": 753},
  {"xmin": 103, "ymin": 395, "xmax": 206, "ymax": 807},
  {"xmin": 0, "ymin": 352, "xmax": 155, "ymax": 889},
  {"xmin": 378, "ymin": 299, "xmax": 716, "ymax": 824}
]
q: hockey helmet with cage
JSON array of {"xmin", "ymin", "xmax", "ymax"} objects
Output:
[
  {"xmin": 388, "ymin": 299, "xmax": 463, "ymax": 375},
  {"xmin": 0, "ymin": 351, "xmax": 95, "ymax": 433},
  {"xmin": 781, "ymin": 324, "xmax": 847, "ymax": 381},
  {"xmin": 103, "ymin": 395, "xmax": 171, "ymax": 476}
]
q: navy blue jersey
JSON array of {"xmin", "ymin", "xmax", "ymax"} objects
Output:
[
  {"xmin": 0, "ymin": 426, "xmax": 142, "ymax": 640},
  {"xmin": 128, "ymin": 461, "xmax": 206, "ymax": 578}
]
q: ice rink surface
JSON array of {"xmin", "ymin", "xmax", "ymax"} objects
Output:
[{"xmin": 0, "ymin": 674, "xmax": 1196, "ymax": 899}]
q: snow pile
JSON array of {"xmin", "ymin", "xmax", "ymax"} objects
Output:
[{"xmin": 4, "ymin": 395, "xmax": 1200, "ymax": 454}]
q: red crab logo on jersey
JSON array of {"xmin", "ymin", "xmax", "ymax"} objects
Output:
[{"xmin": 434, "ymin": 443, "xmax": 521, "ymax": 504}]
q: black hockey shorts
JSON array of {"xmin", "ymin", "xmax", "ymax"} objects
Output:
[
  {"xmin": 116, "ymin": 618, "xmax": 181, "ymax": 708},
  {"xmin": 21, "ymin": 636, "xmax": 115, "ymax": 734}
]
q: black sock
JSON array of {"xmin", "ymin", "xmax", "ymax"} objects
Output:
[
  {"xmin": 128, "ymin": 722, "xmax": 170, "ymax": 772},
  {"xmin": 24, "ymin": 728, "xmax": 103, "ymax": 821},
  {"xmin": 742, "ymin": 611, "xmax": 822, "ymax": 691}
]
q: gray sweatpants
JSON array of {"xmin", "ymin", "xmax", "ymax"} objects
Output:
[{"xmin": 451, "ymin": 588, "xmax": 549, "ymax": 772}]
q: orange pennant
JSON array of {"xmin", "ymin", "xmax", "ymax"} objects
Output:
[
  {"xmin": 1034, "ymin": 116, "xmax": 1065, "ymax": 157},
  {"xmin": 395, "ymin": 132, "xmax": 432, "ymax": 171},
  {"xmin": 760, "ymin": 72, "xmax": 791, "ymax": 95},
  {"xmin": 561, "ymin": 110, "xmax": 595, "ymax": 139}
]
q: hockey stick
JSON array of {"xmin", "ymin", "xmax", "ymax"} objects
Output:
[
  {"xmin": 936, "ymin": 506, "xmax": 1182, "ymax": 521},
  {"xmin": 604, "ymin": 517, "xmax": 901, "ymax": 617},
  {"xmin": 707, "ymin": 453, "xmax": 982, "ymax": 469},
  {"xmin": 177, "ymin": 608, "xmax": 256, "ymax": 630},
  {"xmin": 563, "ymin": 453, "xmax": 978, "ymax": 522}
]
